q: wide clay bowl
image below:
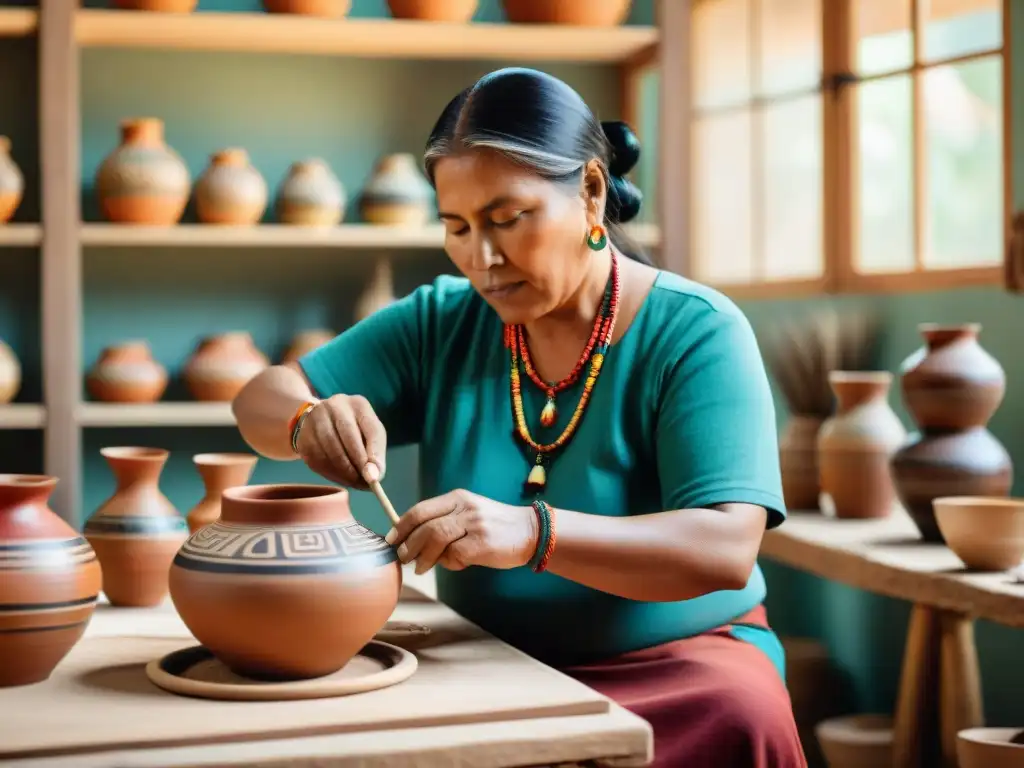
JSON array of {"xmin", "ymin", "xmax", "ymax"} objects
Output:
[
  {"xmin": 168, "ymin": 483, "xmax": 401, "ymax": 681},
  {"xmin": 815, "ymin": 714, "xmax": 893, "ymax": 768},
  {"xmin": 957, "ymin": 727, "xmax": 1024, "ymax": 768},
  {"xmin": 933, "ymin": 496, "xmax": 1024, "ymax": 571}
]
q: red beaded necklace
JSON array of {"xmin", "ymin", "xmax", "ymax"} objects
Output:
[{"xmin": 505, "ymin": 253, "xmax": 621, "ymax": 494}]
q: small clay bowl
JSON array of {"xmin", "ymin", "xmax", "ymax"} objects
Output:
[
  {"xmin": 957, "ymin": 727, "xmax": 1024, "ymax": 768},
  {"xmin": 933, "ymin": 497, "xmax": 1024, "ymax": 571},
  {"xmin": 815, "ymin": 714, "xmax": 893, "ymax": 768}
]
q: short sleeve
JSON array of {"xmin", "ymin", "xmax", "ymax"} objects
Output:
[{"xmin": 654, "ymin": 305, "xmax": 786, "ymax": 528}]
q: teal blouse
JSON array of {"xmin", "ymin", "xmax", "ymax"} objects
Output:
[{"xmin": 300, "ymin": 270, "xmax": 788, "ymax": 674}]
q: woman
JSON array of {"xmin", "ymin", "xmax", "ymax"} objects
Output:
[{"xmin": 233, "ymin": 67, "xmax": 806, "ymax": 768}]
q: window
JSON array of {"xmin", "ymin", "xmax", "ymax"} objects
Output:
[{"xmin": 688, "ymin": 0, "xmax": 1006, "ymax": 295}]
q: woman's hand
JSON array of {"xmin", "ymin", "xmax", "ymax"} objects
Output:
[
  {"xmin": 385, "ymin": 490, "xmax": 539, "ymax": 575},
  {"xmin": 294, "ymin": 394, "xmax": 387, "ymax": 490}
]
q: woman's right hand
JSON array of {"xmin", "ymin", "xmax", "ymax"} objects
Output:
[{"xmin": 294, "ymin": 394, "xmax": 387, "ymax": 489}]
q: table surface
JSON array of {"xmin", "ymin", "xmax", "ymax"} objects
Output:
[{"xmin": 2, "ymin": 567, "xmax": 652, "ymax": 768}]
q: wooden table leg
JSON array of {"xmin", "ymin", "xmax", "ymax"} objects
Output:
[
  {"xmin": 892, "ymin": 604, "xmax": 941, "ymax": 768},
  {"xmin": 938, "ymin": 611, "xmax": 984, "ymax": 768}
]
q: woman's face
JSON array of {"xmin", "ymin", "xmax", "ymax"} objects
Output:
[{"xmin": 433, "ymin": 148, "xmax": 605, "ymax": 325}]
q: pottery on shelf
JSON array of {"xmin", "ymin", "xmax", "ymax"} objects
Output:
[
  {"xmin": 0, "ymin": 475, "xmax": 102, "ymax": 687},
  {"xmin": 183, "ymin": 332, "xmax": 270, "ymax": 402},
  {"xmin": 0, "ymin": 136, "xmax": 24, "ymax": 224},
  {"xmin": 113, "ymin": 0, "xmax": 198, "ymax": 10},
  {"xmin": 957, "ymin": 728, "xmax": 1024, "ymax": 768},
  {"xmin": 0, "ymin": 339, "xmax": 21, "ymax": 404},
  {"xmin": 355, "ymin": 258, "xmax": 397, "ymax": 321},
  {"xmin": 779, "ymin": 416, "xmax": 824, "ymax": 512},
  {"xmin": 83, "ymin": 447, "xmax": 188, "ymax": 608},
  {"xmin": 386, "ymin": 0, "xmax": 477, "ymax": 21},
  {"xmin": 933, "ymin": 497, "xmax": 1024, "ymax": 571},
  {"xmin": 263, "ymin": 0, "xmax": 351, "ymax": 15},
  {"xmin": 275, "ymin": 159, "xmax": 346, "ymax": 227},
  {"xmin": 95, "ymin": 118, "xmax": 191, "ymax": 225},
  {"xmin": 169, "ymin": 483, "xmax": 402, "ymax": 680},
  {"xmin": 815, "ymin": 714, "xmax": 893, "ymax": 768},
  {"xmin": 817, "ymin": 372, "xmax": 906, "ymax": 519},
  {"xmin": 359, "ymin": 153, "xmax": 434, "ymax": 226},
  {"xmin": 194, "ymin": 148, "xmax": 268, "ymax": 226},
  {"xmin": 890, "ymin": 324, "xmax": 1012, "ymax": 543},
  {"xmin": 186, "ymin": 453, "xmax": 259, "ymax": 534},
  {"xmin": 281, "ymin": 329, "xmax": 335, "ymax": 365},
  {"xmin": 502, "ymin": 0, "xmax": 632, "ymax": 26},
  {"xmin": 85, "ymin": 341, "xmax": 168, "ymax": 403}
]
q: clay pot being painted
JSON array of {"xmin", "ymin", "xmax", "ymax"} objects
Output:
[
  {"xmin": 95, "ymin": 118, "xmax": 191, "ymax": 225},
  {"xmin": 0, "ymin": 339, "xmax": 21, "ymax": 404},
  {"xmin": 502, "ymin": 0, "xmax": 632, "ymax": 26},
  {"xmin": 818, "ymin": 372, "xmax": 906, "ymax": 519},
  {"xmin": 263, "ymin": 0, "xmax": 351, "ymax": 15},
  {"xmin": 275, "ymin": 159, "xmax": 345, "ymax": 226},
  {"xmin": 194, "ymin": 148, "xmax": 268, "ymax": 225},
  {"xmin": 779, "ymin": 415, "xmax": 824, "ymax": 512},
  {"xmin": 169, "ymin": 484, "xmax": 402, "ymax": 680},
  {"xmin": 0, "ymin": 136, "xmax": 24, "ymax": 224},
  {"xmin": 83, "ymin": 447, "xmax": 188, "ymax": 607},
  {"xmin": 359, "ymin": 153, "xmax": 434, "ymax": 226},
  {"xmin": 183, "ymin": 332, "xmax": 270, "ymax": 402},
  {"xmin": 281, "ymin": 328, "xmax": 335, "ymax": 365},
  {"xmin": 86, "ymin": 341, "xmax": 168, "ymax": 403},
  {"xmin": 0, "ymin": 475, "xmax": 102, "ymax": 687},
  {"xmin": 386, "ymin": 0, "xmax": 477, "ymax": 21},
  {"xmin": 113, "ymin": 0, "xmax": 198, "ymax": 10},
  {"xmin": 186, "ymin": 452, "xmax": 259, "ymax": 534},
  {"xmin": 355, "ymin": 258, "xmax": 396, "ymax": 321}
]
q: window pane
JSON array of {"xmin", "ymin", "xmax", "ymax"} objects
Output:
[
  {"xmin": 692, "ymin": 0, "xmax": 752, "ymax": 110},
  {"xmin": 757, "ymin": 0, "xmax": 822, "ymax": 98},
  {"xmin": 922, "ymin": 0, "xmax": 1001, "ymax": 62},
  {"xmin": 692, "ymin": 111, "xmax": 754, "ymax": 283},
  {"xmin": 854, "ymin": 0, "xmax": 913, "ymax": 76},
  {"xmin": 923, "ymin": 56, "xmax": 1003, "ymax": 268},
  {"xmin": 856, "ymin": 76, "xmax": 915, "ymax": 273},
  {"xmin": 761, "ymin": 95, "xmax": 823, "ymax": 279}
]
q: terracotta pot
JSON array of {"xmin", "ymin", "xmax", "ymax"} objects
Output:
[
  {"xmin": 355, "ymin": 258, "xmax": 396, "ymax": 320},
  {"xmin": 95, "ymin": 118, "xmax": 191, "ymax": 225},
  {"xmin": 502, "ymin": 0, "xmax": 632, "ymax": 26},
  {"xmin": 194, "ymin": 148, "xmax": 268, "ymax": 225},
  {"xmin": 957, "ymin": 727, "xmax": 1024, "ymax": 768},
  {"xmin": 275, "ymin": 159, "xmax": 346, "ymax": 226},
  {"xmin": 933, "ymin": 497, "xmax": 1024, "ymax": 571},
  {"xmin": 186, "ymin": 452, "xmax": 259, "ymax": 534},
  {"xmin": 387, "ymin": 0, "xmax": 477, "ymax": 21},
  {"xmin": 0, "ymin": 339, "xmax": 21, "ymax": 404},
  {"xmin": 183, "ymin": 331, "xmax": 270, "ymax": 402},
  {"xmin": 83, "ymin": 447, "xmax": 188, "ymax": 607},
  {"xmin": 169, "ymin": 483, "xmax": 402, "ymax": 680},
  {"xmin": 113, "ymin": 0, "xmax": 198, "ymax": 10},
  {"xmin": 0, "ymin": 475, "xmax": 102, "ymax": 687},
  {"xmin": 281, "ymin": 328, "xmax": 335, "ymax": 365},
  {"xmin": 263, "ymin": 0, "xmax": 351, "ymax": 18},
  {"xmin": 0, "ymin": 136, "xmax": 24, "ymax": 224},
  {"xmin": 779, "ymin": 415, "xmax": 824, "ymax": 512},
  {"xmin": 818, "ymin": 372, "xmax": 906, "ymax": 519},
  {"xmin": 815, "ymin": 714, "xmax": 893, "ymax": 768},
  {"xmin": 86, "ymin": 340, "xmax": 168, "ymax": 403},
  {"xmin": 359, "ymin": 153, "xmax": 434, "ymax": 226}
]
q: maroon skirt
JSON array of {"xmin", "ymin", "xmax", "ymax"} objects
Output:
[{"xmin": 560, "ymin": 606, "xmax": 807, "ymax": 768}]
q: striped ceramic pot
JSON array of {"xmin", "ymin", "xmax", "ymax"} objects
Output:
[
  {"xmin": 85, "ymin": 340, "xmax": 168, "ymax": 403},
  {"xmin": 0, "ymin": 136, "xmax": 24, "ymax": 224},
  {"xmin": 359, "ymin": 153, "xmax": 434, "ymax": 226},
  {"xmin": 195, "ymin": 148, "xmax": 268, "ymax": 225},
  {"xmin": 183, "ymin": 331, "xmax": 270, "ymax": 402},
  {"xmin": 275, "ymin": 159, "xmax": 345, "ymax": 226},
  {"xmin": 95, "ymin": 118, "xmax": 191, "ymax": 225},
  {"xmin": 0, "ymin": 474, "xmax": 102, "ymax": 687}
]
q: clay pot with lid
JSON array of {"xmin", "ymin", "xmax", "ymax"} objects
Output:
[
  {"xmin": 86, "ymin": 341, "xmax": 168, "ymax": 403},
  {"xmin": 186, "ymin": 452, "xmax": 259, "ymax": 533},
  {"xmin": 263, "ymin": 0, "xmax": 351, "ymax": 16},
  {"xmin": 0, "ymin": 136, "xmax": 24, "ymax": 223},
  {"xmin": 502, "ymin": 0, "xmax": 632, "ymax": 26},
  {"xmin": 275, "ymin": 159, "xmax": 346, "ymax": 226},
  {"xmin": 169, "ymin": 483, "xmax": 402, "ymax": 680},
  {"xmin": 194, "ymin": 148, "xmax": 268, "ymax": 225},
  {"xmin": 95, "ymin": 118, "xmax": 191, "ymax": 225},
  {"xmin": 183, "ymin": 331, "xmax": 270, "ymax": 402},
  {"xmin": 359, "ymin": 153, "xmax": 434, "ymax": 226},
  {"xmin": 0, "ymin": 474, "xmax": 102, "ymax": 687},
  {"xmin": 0, "ymin": 339, "xmax": 21, "ymax": 404},
  {"xmin": 113, "ymin": 0, "xmax": 198, "ymax": 10},
  {"xmin": 387, "ymin": 0, "xmax": 477, "ymax": 21},
  {"xmin": 281, "ymin": 328, "xmax": 335, "ymax": 365}
]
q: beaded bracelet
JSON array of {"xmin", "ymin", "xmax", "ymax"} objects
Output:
[
  {"xmin": 288, "ymin": 400, "xmax": 318, "ymax": 454},
  {"xmin": 528, "ymin": 500, "xmax": 558, "ymax": 573}
]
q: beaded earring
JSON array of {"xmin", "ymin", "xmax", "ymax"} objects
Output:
[{"xmin": 587, "ymin": 224, "xmax": 607, "ymax": 251}]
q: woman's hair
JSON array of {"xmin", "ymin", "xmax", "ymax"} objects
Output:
[{"xmin": 423, "ymin": 67, "xmax": 650, "ymax": 264}]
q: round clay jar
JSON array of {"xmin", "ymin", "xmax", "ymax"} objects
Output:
[
  {"xmin": 502, "ymin": 0, "xmax": 631, "ymax": 26},
  {"xmin": 113, "ymin": 0, "xmax": 199, "ymax": 10},
  {"xmin": 86, "ymin": 341, "xmax": 168, "ymax": 403},
  {"xmin": 0, "ymin": 136, "xmax": 24, "ymax": 224},
  {"xmin": 386, "ymin": 0, "xmax": 478, "ymax": 21},
  {"xmin": 0, "ymin": 339, "xmax": 21, "ymax": 404},
  {"xmin": 275, "ymin": 159, "xmax": 346, "ymax": 226},
  {"xmin": 194, "ymin": 148, "xmax": 268, "ymax": 225},
  {"xmin": 263, "ymin": 0, "xmax": 352, "ymax": 17},
  {"xmin": 183, "ymin": 332, "xmax": 270, "ymax": 402}
]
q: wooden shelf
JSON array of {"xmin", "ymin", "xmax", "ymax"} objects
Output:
[
  {"xmin": 0, "ymin": 404, "xmax": 45, "ymax": 429},
  {"xmin": 0, "ymin": 224, "xmax": 42, "ymax": 247},
  {"xmin": 77, "ymin": 402, "xmax": 236, "ymax": 428},
  {"xmin": 0, "ymin": 9, "xmax": 36, "ymax": 38},
  {"xmin": 75, "ymin": 9, "xmax": 659, "ymax": 63}
]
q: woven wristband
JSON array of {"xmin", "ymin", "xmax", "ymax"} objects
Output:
[
  {"xmin": 528, "ymin": 500, "xmax": 552, "ymax": 572},
  {"xmin": 536, "ymin": 502, "xmax": 557, "ymax": 573}
]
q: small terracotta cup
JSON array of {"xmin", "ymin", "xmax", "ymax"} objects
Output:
[
  {"xmin": 957, "ymin": 727, "xmax": 1024, "ymax": 768},
  {"xmin": 933, "ymin": 497, "xmax": 1024, "ymax": 571}
]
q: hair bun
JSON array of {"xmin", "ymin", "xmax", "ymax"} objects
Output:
[
  {"xmin": 606, "ymin": 175, "xmax": 642, "ymax": 224},
  {"xmin": 601, "ymin": 121, "xmax": 640, "ymax": 177}
]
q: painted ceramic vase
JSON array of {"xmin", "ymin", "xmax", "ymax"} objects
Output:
[
  {"xmin": 83, "ymin": 447, "xmax": 188, "ymax": 607},
  {"xmin": 263, "ymin": 0, "xmax": 351, "ymax": 15},
  {"xmin": 817, "ymin": 372, "xmax": 906, "ymax": 519},
  {"xmin": 183, "ymin": 331, "xmax": 270, "ymax": 402},
  {"xmin": 0, "ymin": 136, "xmax": 24, "ymax": 224},
  {"xmin": 281, "ymin": 328, "xmax": 335, "ymax": 365},
  {"xmin": 275, "ymin": 159, "xmax": 345, "ymax": 226},
  {"xmin": 95, "ymin": 118, "xmax": 191, "ymax": 225},
  {"xmin": 359, "ymin": 153, "xmax": 434, "ymax": 226},
  {"xmin": 85, "ymin": 341, "xmax": 168, "ymax": 403},
  {"xmin": 502, "ymin": 0, "xmax": 631, "ymax": 26},
  {"xmin": 169, "ymin": 484, "xmax": 402, "ymax": 680},
  {"xmin": 186, "ymin": 452, "xmax": 259, "ymax": 534},
  {"xmin": 194, "ymin": 148, "xmax": 268, "ymax": 225},
  {"xmin": 0, "ymin": 339, "xmax": 21, "ymax": 404},
  {"xmin": 779, "ymin": 415, "xmax": 824, "ymax": 512},
  {"xmin": 113, "ymin": 0, "xmax": 198, "ymax": 10},
  {"xmin": 387, "ymin": 0, "xmax": 477, "ymax": 21},
  {"xmin": 0, "ymin": 475, "xmax": 102, "ymax": 687},
  {"xmin": 355, "ymin": 258, "xmax": 396, "ymax": 321}
]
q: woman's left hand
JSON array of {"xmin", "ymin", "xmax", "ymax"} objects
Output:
[{"xmin": 384, "ymin": 490, "xmax": 539, "ymax": 575}]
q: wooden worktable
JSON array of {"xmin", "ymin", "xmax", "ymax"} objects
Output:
[{"xmin": 0, "ymin": 568, "xmax": 652, "ymax": 768}]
